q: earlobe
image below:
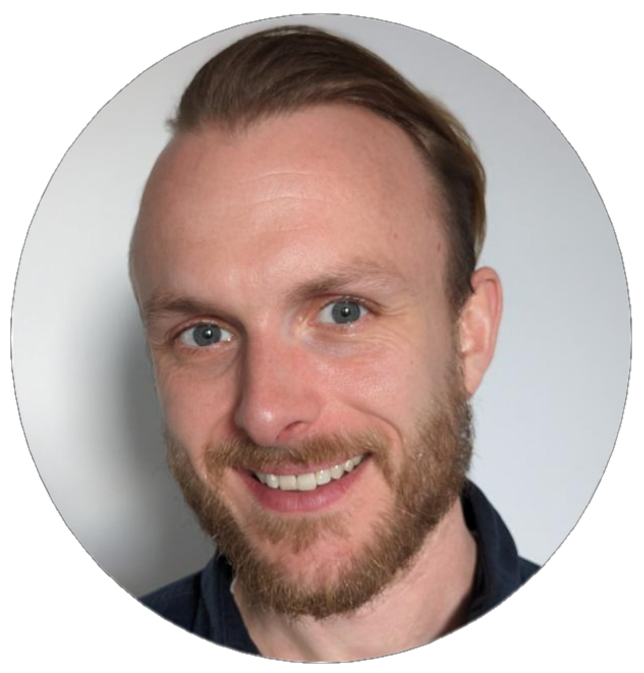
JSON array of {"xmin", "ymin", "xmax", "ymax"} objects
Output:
[{"xmin": 458, "ymin": 267, "xmax": 503, "ymax": 396}]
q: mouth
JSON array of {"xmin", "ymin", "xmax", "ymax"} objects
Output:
[
  {"xmin": 252, "ymin": 455, "xmax": 364, "ymax": 492},
  {"xmin": 238, "ymin": 454, "xmax": 369, "ymax": 513}
]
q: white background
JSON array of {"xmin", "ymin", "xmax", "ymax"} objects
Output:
[{"xmin": 8, "ymin": 11, "xmax": 631, "ymax": 599}]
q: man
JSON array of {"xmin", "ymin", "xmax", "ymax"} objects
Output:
[{"xmin": 129, "ymin": 25, "xmax": 538, "ymax": 661}]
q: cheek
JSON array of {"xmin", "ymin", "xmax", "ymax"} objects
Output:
[
  {"xmin": 322, "ymin": 335, "xmax": 449, "ymax": 428},
  {"xmin": 154, "ymin": 363, "xmax": 236, "ymax": 461}
]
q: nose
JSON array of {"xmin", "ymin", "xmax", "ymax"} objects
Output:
[{"xmin": 233, "ymin": 335, "xmax": 324, "ymax": 447}]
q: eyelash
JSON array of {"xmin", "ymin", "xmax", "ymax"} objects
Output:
[
  {"xmin": 171, "ymin": 319, "xmax": 233, "ymax": 350},
  {"xmin": 317, "ymin": 296, "xmax": 372, "ymax": 324},
  {"xmin": 170, "ymin": 296, "xmax": 374, "ymax": 348}
]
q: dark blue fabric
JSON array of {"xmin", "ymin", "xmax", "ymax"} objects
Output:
[{"xmin": 140, "ymin": 480, "xmax": 538, "ymax": 654}]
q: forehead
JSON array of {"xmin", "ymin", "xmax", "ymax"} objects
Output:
[{"xmin": 132, "ymin": 104, "xmax": 447, "ymax": 302}]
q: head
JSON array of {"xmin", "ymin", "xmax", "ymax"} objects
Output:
[
  {"xmin": 130, "ymin": 26, "xmax": 502, "ymax": 619},
  {"xmin": 170, "ymin": 25, "xmax": 487, "ymax": 315}
]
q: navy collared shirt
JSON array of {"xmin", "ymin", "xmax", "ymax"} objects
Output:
[{"xmin": 140, "ymin": 481, "xmax": 539, "ymax": 654}]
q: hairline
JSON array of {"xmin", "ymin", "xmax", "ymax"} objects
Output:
[{"xmin": 130, "ymin": 104, "xmax": 461, "ymax": 318}]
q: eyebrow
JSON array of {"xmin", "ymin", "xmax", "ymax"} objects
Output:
[
  {"xmin": 141, "ymin": 258, "xmax": 412, "ymax": 325},
  {"xmin": 284, "ymin": 258, "xmax": 412, "ymax": 304}
]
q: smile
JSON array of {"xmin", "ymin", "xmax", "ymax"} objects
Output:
[{"xmin": 253, "ymin": 455, "xmax": 364, "ymax": 492}]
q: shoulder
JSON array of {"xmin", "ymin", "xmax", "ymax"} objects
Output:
[
  {"xmin": 138, "ymin": 555, "xmax": 253, "ymax": 650},
  {"xmin": 140, "ymin": 571, "xmax": 203, "ymax": 630},
  {"xmin": 518, "ymin": 556, "xmax": 540, "ymax": 584}
]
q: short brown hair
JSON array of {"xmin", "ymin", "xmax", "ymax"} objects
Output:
[{"xmin": 171, "ymin": 25, "xmax": 486, "ymax": 312}]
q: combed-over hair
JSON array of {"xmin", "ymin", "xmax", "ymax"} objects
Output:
[{"xmin": 171, "ymin": 25, "xmax": 486, "ymax": 312}]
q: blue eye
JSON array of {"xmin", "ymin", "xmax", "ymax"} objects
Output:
[
  {"xmin": 318, "ymin": 299, "xmax": 368, "ymax": 325},
  {"xmin": 179, "ymin": 323, "xmax": 233, "ymax": 348}
]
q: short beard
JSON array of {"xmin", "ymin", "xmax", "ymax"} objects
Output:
[{"xmin": 166, "ymin": 362, "xmax": 473, "ymax": 620}]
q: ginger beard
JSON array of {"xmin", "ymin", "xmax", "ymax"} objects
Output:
[{"xmin": 165, "ymin": 361, "xmax": 473, "ymax": 620}]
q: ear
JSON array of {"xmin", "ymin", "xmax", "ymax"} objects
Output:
[{"xmin": 458, "ymin": 267, "xmax": 503, "ymax": 397}]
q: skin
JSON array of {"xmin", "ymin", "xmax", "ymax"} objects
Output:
[{"xmin": 131, "ymin": 104, "xmax": 502, "ymax": 661}]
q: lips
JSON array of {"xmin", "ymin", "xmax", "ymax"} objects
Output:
[
  {"xmin": 253, "ymin": 455, "xmax": 364, "ymax": 492},
  {"xmin": 239, "ymin": 454, "xmax": 368, "ymax": 513}
]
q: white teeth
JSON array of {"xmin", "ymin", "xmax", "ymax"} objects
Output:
[
  {"xmin": 330, "ymin": 464, "xmax": 344, "ymax": 480},
  {"xmin": 254, "ymin": 455, "xmax": 364, "ymax": 492},
  {"xmin": 278, "ymin": 475, "xmax": 297, "ymax": 491},
  {"xmin": 296, "ymin": 473, "xmax": 317, "ymax": 491},
  {"xmin": 315, "ymin": 469, "xmax": 331, "ymax": 486}
]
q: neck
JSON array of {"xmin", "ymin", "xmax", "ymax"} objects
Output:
[{"xmin": 233, "ymin": 499, "xmax": 477, "ymax": 662}]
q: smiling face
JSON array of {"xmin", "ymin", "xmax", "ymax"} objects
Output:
[{"xmin": 131, "ymin": 104, "xmax": 484, "ymax": 617}]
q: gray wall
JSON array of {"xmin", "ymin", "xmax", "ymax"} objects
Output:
[{"xmin": 12, "ymin": 12, "xmax": 630, "ymax": 594}]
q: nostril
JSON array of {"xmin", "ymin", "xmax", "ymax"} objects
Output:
[
  {"xmin": 276, "ymin": 420, "xmax": 308, "ymax": 444},
  {"xmin": 232, "ymin": 349, "xmax": 323, "ymax": 446}
]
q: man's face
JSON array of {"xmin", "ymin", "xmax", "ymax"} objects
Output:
[{"xmin": 131, "ymin": 104, "xmax": 473, "ymax": 617}]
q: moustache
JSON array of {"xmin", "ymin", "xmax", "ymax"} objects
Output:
[{"xmin": 200, "ymin": 430, "xmax": 393, "ymax": 485}]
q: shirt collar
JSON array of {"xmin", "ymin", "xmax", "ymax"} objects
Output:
[
  {"xmin": 202, "ymin": 479, "xmax": 531, "ymax": 651},
  {"xmin": 461, "ymin": 480, "xmax": 529, "ymax": 621}
]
